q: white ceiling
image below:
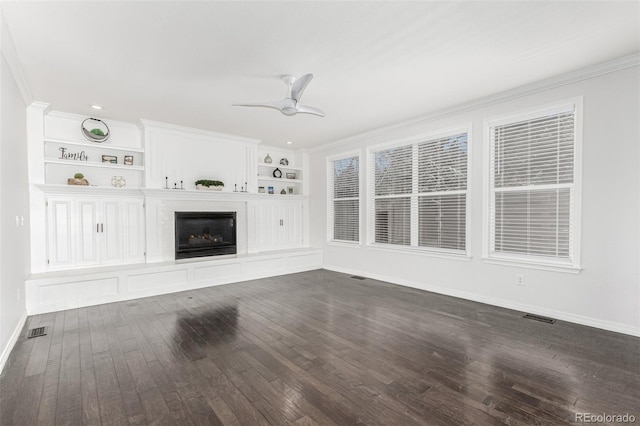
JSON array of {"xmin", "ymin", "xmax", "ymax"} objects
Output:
[{"xmin": 2, "ymin": 1, "xmax": 638, "ymax": 149}]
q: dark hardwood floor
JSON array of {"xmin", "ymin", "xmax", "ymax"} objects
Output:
[{"xmin": 1, "ymin": 269, "xmax": 638, "ymax": 425}]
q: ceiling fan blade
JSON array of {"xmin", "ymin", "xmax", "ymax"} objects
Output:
[
  {"xmin": 296, "ymin": 104, "xmax": 325, "ymax": 117},
  {"xmin": 291, "ymin": 73, "xmax": 313, "ymax": 102},
  {"xmin": 232, "ymin": 99, "xmax": 289, "ymax": 111}
]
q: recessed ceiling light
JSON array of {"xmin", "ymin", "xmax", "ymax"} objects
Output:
[
  {"xmin": 286, "ymin": 141, "xmax": 293, "ymax": 145},
  {"xmin": 90, "ymin": 105, "xmax": 103, "ymax": 110}
]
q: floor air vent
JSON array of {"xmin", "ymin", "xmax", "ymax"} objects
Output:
[
  {"xmin": 350, "ymin": 275, "xmax": 366, "ymax": 280},
  {"xmin": 27, "ymin": 326, "xmax": 47, "ymax": 339},
  {"xmin": 523, "ymin": 314, "xmax": 556, "ymax": 324}
]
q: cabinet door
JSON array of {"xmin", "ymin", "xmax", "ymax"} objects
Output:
[
  {"xmin": 76, "ymin": 200, "xmax": 100, "ymax": 267},
  {"xmin": 281, "ymin": 201, "xmax": 303, "ymax": 248},
  {"xmin": 100, "ymin": 200, "xmax": 123, "ymax": 265},
  {"xmin": 121, "ymin": 199, "xmax": 145, "ymax": 263},
  {"xmin": 256, "ymin": 202, "xmax": 276, "ymax": 251},
  {"xmin": 47, "ymin": 199, "xmax": 75, "ymax": 269},
  {"xmin": 251, "ymin": 200, "xmax": 304, "ymax": 252}
]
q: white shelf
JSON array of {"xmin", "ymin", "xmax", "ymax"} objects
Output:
[
  {"xmin": 35, "ymin": 184, "xmax": 144, "ymax": 196},
  {"xmin": 257, "ymin": 176, "xmax": 302, "ymax": 183},
  {"xmin": 45, "ymin": 138, "xmax": 145, "ymax": 153},
  {"xmin": 45, "ymin": 158, "xmax": 144, "ymax": 171},
  {"xmin": 257, "ymin": 162, "xmax": 302, "ymax": 171}
]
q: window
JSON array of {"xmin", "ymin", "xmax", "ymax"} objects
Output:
[
  {"xmin": 487, "ymin": 100, "xmax": 581, "ymax": 269},
  {"xmin": 328, "ymin": 154, "xmax": 360, "ymax": 243},
  {"xmin": 369, "ymin": 131, "xmax": 469, "ymax": 255}
]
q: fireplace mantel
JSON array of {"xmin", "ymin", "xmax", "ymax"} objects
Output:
[{"xmin": 141, "ymin": 188, "xmax": 306, "ymax": 202}]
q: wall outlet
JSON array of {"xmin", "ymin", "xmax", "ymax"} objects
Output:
[{"xmin": 516, "ymin": 274, "xmax": 525, "ymax": 286}]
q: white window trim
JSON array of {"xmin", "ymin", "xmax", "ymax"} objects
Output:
[
  {"xmin": 482, "ymin": 97, "xmax": 583, "ymax": 273},
  {"xmin": 327, "ymin": 150, "xmax": 363, "ymax": 245},
  {"xmin": 366, "ymin": 125, "xmax": 472, "ymax": 259}
]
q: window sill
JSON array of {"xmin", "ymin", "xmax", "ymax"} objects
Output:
[
  {"xmin": 368, "ymin": 244, "xmax": 472, "ymax": 262},
  {"xmin": 481, "ymin": 256, "xmax": 582, "ymax": 274},
  {"xmin": 327, "ymin": 240, "xmax": 362, "ymax": 248}
]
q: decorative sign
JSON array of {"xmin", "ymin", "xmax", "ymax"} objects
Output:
[{"xmin": 59, "ymin": 147, "xmax": 88, "ymax": 161}]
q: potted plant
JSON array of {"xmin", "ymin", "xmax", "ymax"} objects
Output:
[
  {"xmin": 195, "ymin": 179, "xmax": 224, "ymax": 191},
  {"xmin": 67, "ymin": 173, "xmax": 89, "ymax": 186}
]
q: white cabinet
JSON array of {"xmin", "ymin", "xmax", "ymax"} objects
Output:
[
  {"xmin": 250, "ymin": 200, "xmax": 303, "ymax": 252},
  {"xmin": 46, "ymin": 195, "xmax": 145, "ymax": 270}
]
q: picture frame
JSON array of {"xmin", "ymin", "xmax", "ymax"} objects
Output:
[
  {"xmin": 102, "ymin": 155, "xmax": 117, "ymax": 164},
  {"xmin": 124, "ymin": 155, "xmax": 134, "ymax": 165},
  {"xmin": 286, "ymin": 172, "xmax": 296, "ymax": 179},
  {"xmin": 267, "ymin": 186, "xmax": 274, "ymax": 194}
]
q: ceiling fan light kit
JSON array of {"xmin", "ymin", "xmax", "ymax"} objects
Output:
[{"xmin": 233, "ymin": 73, "xmax": 325, "ymax": 117}]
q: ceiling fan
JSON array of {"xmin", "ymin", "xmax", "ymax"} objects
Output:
[{"xmin": 233, "ymin": 73, "xmax": 325, "ymax": 117}]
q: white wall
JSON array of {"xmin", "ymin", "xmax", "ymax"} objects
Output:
[
  {"xmin": 309, "ymin": 65, "xmax": 640, "ymax": 336},
  {"xmin": 0, "ymin": 12, "xmax": 30, "ymax": 370}
]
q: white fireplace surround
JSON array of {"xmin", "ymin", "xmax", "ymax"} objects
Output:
[{"xmin": 143, "ymin": 190, "xmax": 249, "ymax": 262}]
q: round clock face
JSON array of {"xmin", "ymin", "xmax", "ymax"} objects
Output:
[{"xmin": 273, "ymin": 168, "xmax": 282, "ymax": 178}]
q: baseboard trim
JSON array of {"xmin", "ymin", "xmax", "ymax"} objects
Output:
[
  {"xmin": 0, "ymin": 311, "xmax": 28, "ymax": 374},
  {"xmin": 324, "ymin": 265, "xmax": 640, "ymax": 337}
]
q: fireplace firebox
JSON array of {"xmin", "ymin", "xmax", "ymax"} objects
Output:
[{"xmin": 175, "ymin": 212, "xmax": 237, "ymax": 259}]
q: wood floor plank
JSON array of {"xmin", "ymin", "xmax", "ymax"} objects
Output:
[
  {"xmin": 80, "ymin": 367, "xmax": 101, "ymax": 426},
  {"xmin": 93, "ymin": 351, "xmax": 128, "ymax": 425},
  {"xmin": 2, "ymin": 270, "xmax": 639, "ymax": 425}
]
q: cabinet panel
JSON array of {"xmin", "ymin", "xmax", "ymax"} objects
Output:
[
  {"xmin": 76, "ymin": 200, "xmax": 99, "ymax": 266},
  {"xmin": 101, "ymin": 201, "xmax": 123, "ymax": 264},
  {"xmin": 122, "ymin": 199, "xmax": 145, "ymax": 263},
  {"xmin": 47, "ymin": 200, "xmax": 74, "ymax": 268}
]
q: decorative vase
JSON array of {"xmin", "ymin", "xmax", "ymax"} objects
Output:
[{"xmin": 264, "ymin": 153, "xmax": 272, "ymax": 164}]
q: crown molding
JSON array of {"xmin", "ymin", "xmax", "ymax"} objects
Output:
[
  {"xmin": 1, "ymin": 11, "xmax": 33, "ymax": 106},
  {"xmin": 139, "ymin": 119, "xmax": 262, "ymax": 146},
  {"xmin": 311, "ymin": 53, "xmax": 640, "ymax": 153}
]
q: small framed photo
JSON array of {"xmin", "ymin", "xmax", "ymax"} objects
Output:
[
  {"xmin": 286, "ymin": 172, "xmax": 296, "ymax": 179},
  {"xmin": 258, "ymin": 186, "xmax": 265, "ymax": 193},
  {"xmin": 287, "ymin": 186, "xmax": 294, "ymax": 195},
  {"xmin": 124, "ymin": 155, "xmax": 134, "ymax": 165},
  {"xmin": 102, "ymin": 155, "xmax": 117, "ymax": 164},
  {"xmin": 267, "ymin": 186, "xmax": 274, "ymax": 194}
]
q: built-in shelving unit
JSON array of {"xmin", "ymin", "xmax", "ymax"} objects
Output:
[
  {"xmin": 41, "ymin": 113, "xmax": 145, "ymax": 188},
  {"xmin": 257, "ymin": 149, "xmax": 305, "ymax": 195}
]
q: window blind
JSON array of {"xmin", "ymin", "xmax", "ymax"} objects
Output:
[
  {"xmin": 490, "ymin": 109, "xmax": 575, "ymax": 260},
  {"xmin": 370, "ymin": 133, "xmax": 468, "ymax": 252},
  {"xmin": 418, "ymin": 134, "xmax": 468, "ymax": 251},
  {"xmin": 329, "ymin": 156, "xmax": 359, "ymax": 242}
]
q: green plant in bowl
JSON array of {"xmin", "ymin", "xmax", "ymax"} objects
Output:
[{"xmin": 195, "ymin": 179, "xmax": 224, "ymax": 187}]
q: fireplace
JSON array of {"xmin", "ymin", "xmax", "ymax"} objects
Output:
[{"xmin": 175, "ymin": 211, "xmax": 237, "ymax": 259}]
